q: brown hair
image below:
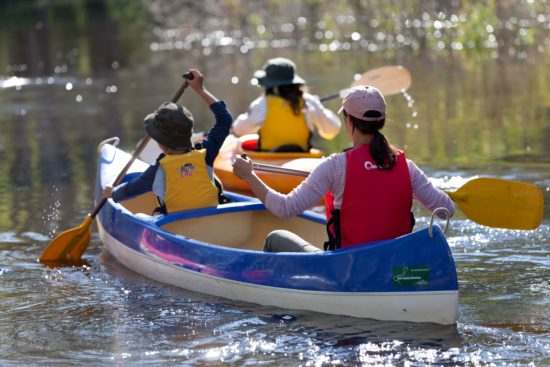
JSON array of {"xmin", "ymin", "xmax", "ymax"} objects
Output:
[
  {"xmin": 266, "ymin": 84, "xmax": 304, "ymax": 115},
  {"xmin": 344, "ymin": 109, "xmax": 398, "ymax": 170}
]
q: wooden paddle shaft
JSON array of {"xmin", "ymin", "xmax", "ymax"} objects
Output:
[
  {"xmin": 90, "ymin": 72, "xmax": 195, "ymax": 218},
  {"xmin": 320, "ymin": 92, "xmax": 340, "ymax": 102},
  {"xmin": 252, "ymin": 163, "xmax": 310, "ymax": 177}
]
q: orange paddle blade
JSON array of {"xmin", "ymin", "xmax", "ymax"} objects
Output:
[
  {"xmin": 39, "ymin": 215, "xmax": 93, "ymax": 263},
  {"xmin": 446, "ymin": 178, "xmax": 544, "ymax": 230},
  {"xmin": 352, "ymin": 65, "xmax": 412, "ymax": 96}
]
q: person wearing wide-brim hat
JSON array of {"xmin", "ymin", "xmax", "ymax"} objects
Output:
[
  {"xmin": 232, "ymin": 57, "xmax": 341, "ymax": 152},
  {"xmin": 102, "ymin": 69, "xmax": 233, "ymax": 214},
  {"xmin": 233, "ymin": 85, "xmax": 455, "ymax": 253}
]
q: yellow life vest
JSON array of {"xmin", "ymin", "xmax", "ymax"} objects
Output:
[
  {"xmin": 258, "ymin": 95, "xmax": 311, "ymax": 152},
  {"xmin": 159, "ymin": 149, "xmax": 219, "ymax": 212}
]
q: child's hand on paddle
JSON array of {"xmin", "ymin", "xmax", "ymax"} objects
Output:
[
  {"xmin": 185, "ymin": 69, "xmax": 204, "ymax": 91},
  {"xmin": 102, "ymin": 185, "xmax": 113, "ymax": 199},
  {"xmin": 184, "ymin": 68, "xmax": 218, "ymax": 105}
]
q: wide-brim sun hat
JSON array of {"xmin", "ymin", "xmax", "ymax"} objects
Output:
[
  {"xmin": 253, "ymin": 57, "xmax": 306, "ymax": 87},
  {"xmin": 143, "ymin": 102, "xmax": 194, "ymax": 150},
  {"xmin": 338, "ymin": 85, "xmax": 387, "ymax": 122}
]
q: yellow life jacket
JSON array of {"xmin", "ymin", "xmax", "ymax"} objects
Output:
[
  {"xmin": 258, "ymin": 95, "xmax": 311, "ymax": 152},
  {"xmin": 158, "ymin": 149, "xmax": 219, "ymax": 212}
]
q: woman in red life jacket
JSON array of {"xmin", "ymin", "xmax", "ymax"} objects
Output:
[
  {"xmin": 232, "ymin": 85, "xmax": 455, "ymax": 252},
  {"xmin": 231, "ymin": 57, "xmax": 340, "ymax": 152}
]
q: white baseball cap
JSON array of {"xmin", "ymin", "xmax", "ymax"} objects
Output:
[{"xmin": 339, "ymin": 85, "xmax": 386, "ymax": 122}]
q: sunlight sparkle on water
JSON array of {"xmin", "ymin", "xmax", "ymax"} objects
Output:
[
  {"xmin": 430, "ymin": 175, "xmax": 473, "ymax": 191},
  {"xmin": 0, "ymin": 232, "xmax": 24, "ymax": 243},
  {"xmin": 106, "ymin": 85, "xmax": 118, "ymax": 94},
  {"xmin": 357, "ymin": 340, "xmax": 404, "ymax": 364},
  {"xmin": 408, "ymin": 348, "xmax": 439, "ymax": 364},
  {"xmin": 22, "ymin": 232, "xmax": 50, "ymax": 242},
  {"xmin": 529, "ymin": 280, "xmax": 550, "ymax": 296},
  {"xmin": 205, "ymin": 348, "xmax": 222, "ymax": 361},
  {"xmin": 0, "ymin": 76, "xmax": 31, "ymax": 89},
  {"xmin": 42, "ymin": 186, "xmax": 61, "ymax": 237}
]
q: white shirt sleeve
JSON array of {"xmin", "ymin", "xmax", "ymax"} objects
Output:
[
  {"xmin": 231, "ymin": 96, "xmax": 267, "ymax": 137},
  {"xmin": 303, "ymin": 93, "xmax": 342, "ymax": 140}
]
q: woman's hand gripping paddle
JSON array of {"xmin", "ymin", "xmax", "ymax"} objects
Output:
[
  {"xmin": 39, "ymin": 72, "xmax": 195, "ymax": 264},
  {"xmin": 251, "ymin": 162, "xmax": 544, "ymax": 230}
]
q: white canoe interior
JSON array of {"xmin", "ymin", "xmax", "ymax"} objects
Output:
[{"xmin": 116, "ymin": 192, "xmax": 327, "ymax": 251}]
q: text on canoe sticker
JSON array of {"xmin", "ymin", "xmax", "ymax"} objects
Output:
[{"xmin": 393, "ymin": 266, "xmax": 430, "ymax": 287}]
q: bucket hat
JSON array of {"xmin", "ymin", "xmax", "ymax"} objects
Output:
[
  {"xmin": 143, "ymin": 102, "xmax": 194, "ymax": 150},
  {"xmin": 253, "ymin": 57, "xmax": 305, "ymax": 87}
]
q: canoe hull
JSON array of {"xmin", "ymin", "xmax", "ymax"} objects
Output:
[
  {"xmin": 98, "ymin": 223, "xmax": 457, "ymax": 324},
  {"xmin": 97, "ymin": 143, "xmax": 459, "ymax": 324}
]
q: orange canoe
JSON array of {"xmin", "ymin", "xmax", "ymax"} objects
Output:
[{"xmin": 213, "ymin": 134, "xmax": 324, "ymax": 195}]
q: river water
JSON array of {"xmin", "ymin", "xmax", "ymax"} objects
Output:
[{"xmin": 1, "ymin": 1, "xmax": 549, "ymax": 365}]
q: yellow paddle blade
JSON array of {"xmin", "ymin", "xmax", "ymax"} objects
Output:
[
  {"xmin": 39, "ymin": 215, "xmax": 93, "ymax": 263},
  {"xmin": 446, "ymin": 178, "xmax": 544, "ymax": 230},
  {"xmin": 352, "ymin": 65, "xmax": 412, "ymax": 96}
]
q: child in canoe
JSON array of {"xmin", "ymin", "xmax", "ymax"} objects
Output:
[
  {"xmin": 103, "ymin": 69, "xmax": 233, "ymax": 214},
  {"xmin": 233, "ymin": 85, "xmax": 455, "ymax": 252},
  {"xmin": 231, "ymin": 57, "xmax": 341, "ymax": 152}
]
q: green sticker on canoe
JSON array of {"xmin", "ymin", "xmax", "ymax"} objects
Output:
[{"xmin": 393, "ymin": 266, "xmax": 430, "ymax": 287}]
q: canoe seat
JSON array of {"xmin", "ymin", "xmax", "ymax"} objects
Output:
[
  {"xmin": 116, "ymin": 190, "xmax": 327, "ymax": 252},
  {"xmin": 160, "ymin": 208, "xmax": 326, "ymax": 252}
]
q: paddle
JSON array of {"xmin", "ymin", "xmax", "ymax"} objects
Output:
[
  {"xmin": 251, "ymin": 162, "xmax": 544, "ymax": 230},
  {"xmin": 39, "ymin": 72, "xmax": 195, "ymax": 264},
  {"xmin": 319, "ymin": 65, "xmax": 412, "ymax": 101}
]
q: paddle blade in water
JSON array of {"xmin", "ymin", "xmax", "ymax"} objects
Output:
[
  {"xmin": 447, "ymin": 178, "xmax": 544, "ymax": 230},
  {"xmin": 39, "ymin": 215, "xmax": 93, "ymax": 263},
  {"xmin": 352, "ymin": 65, "xmax": 412, "ymax": 96}
]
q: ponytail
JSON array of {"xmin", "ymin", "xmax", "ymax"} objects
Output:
[
  {"xmin": 345, "ymin": 110, "xmax": 398, "ymax": 170},
  {"xmin": 370, "ymin": 131, "xmax": 397, "ymax": 170}
]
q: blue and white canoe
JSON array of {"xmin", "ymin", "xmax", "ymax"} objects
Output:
[{"xmin": 96, "ymin": 141, "xmax": 459, "ymax": 325}]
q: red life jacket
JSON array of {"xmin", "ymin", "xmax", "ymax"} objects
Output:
[{"xmin": 325, "ymin": 144, "xmax": 412, "ymax": 248}]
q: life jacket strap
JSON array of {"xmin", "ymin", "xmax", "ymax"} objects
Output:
[{"xmin": 324, "ymin": 209, "xmax": 341, "ymax": 251}]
